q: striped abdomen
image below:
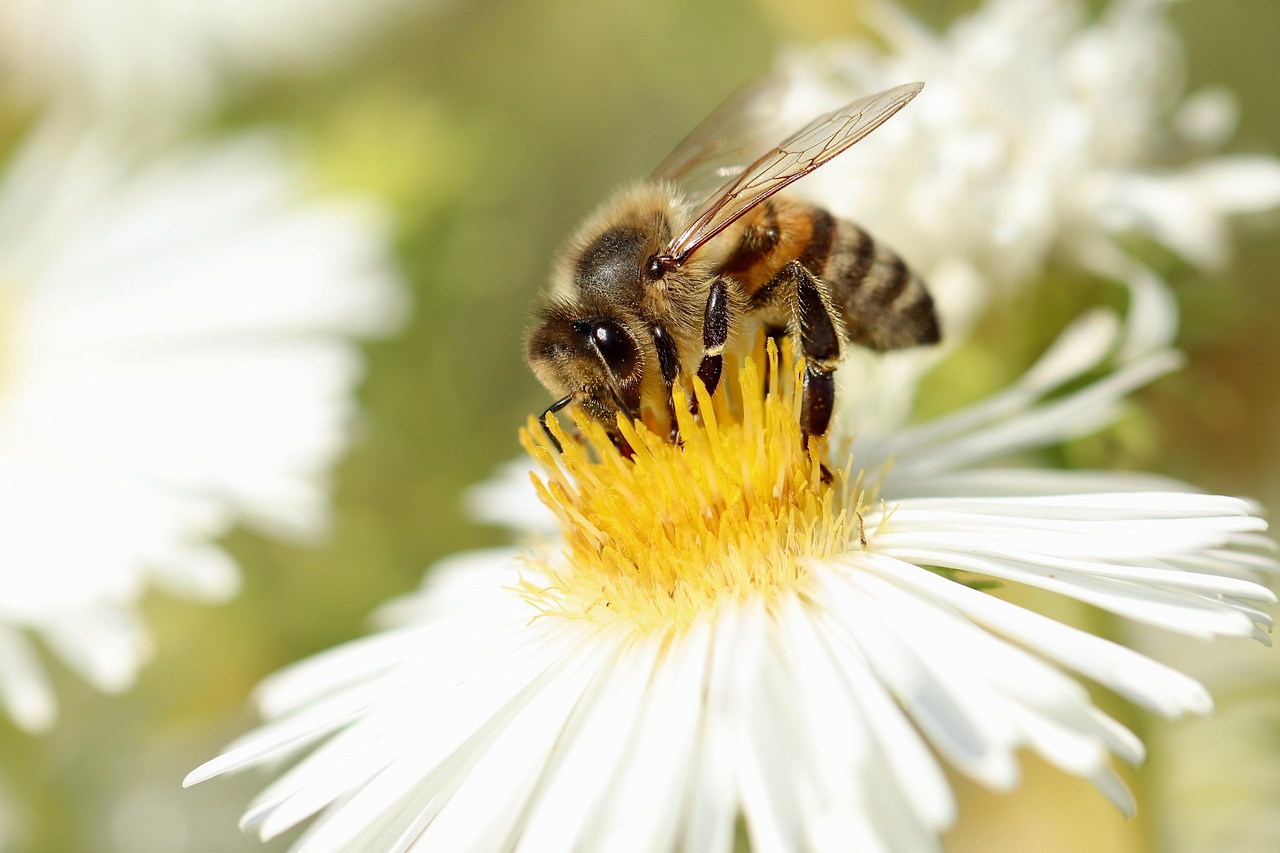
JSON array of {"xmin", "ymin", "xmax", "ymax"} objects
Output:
[{"xmin": 719, "ymin": 196, "xmax": 940, "ymax": 351}]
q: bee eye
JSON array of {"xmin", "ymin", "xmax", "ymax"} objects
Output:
[{"xmin": 580, "ymin": 318, "xmax": 638, "ymax": 379}]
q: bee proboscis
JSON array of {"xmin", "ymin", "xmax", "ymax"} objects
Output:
[{"xmin": 526, "ymin": 79, "xmax": 939, "ymax": 453}]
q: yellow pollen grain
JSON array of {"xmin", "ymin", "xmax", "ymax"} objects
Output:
[{"xmin": 520, "ymin": 343, "xmax": 868, "ymax": 633}]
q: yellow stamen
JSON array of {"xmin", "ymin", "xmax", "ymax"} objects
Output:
[{"xmin": 519, "ymin": 342, "xmax": 871, "ymax": 634}]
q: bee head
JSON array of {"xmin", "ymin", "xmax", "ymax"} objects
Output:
[{"xmin": 526, "ymin": 302, "xmax": 644, "ymax": 426}]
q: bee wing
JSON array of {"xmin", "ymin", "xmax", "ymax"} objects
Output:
[
  {"xmin": 661, "ymin": 81, "xmax": 923, "ymax": 266},
  {"xmin": 650, "ymin": 75, "xmax": 791, "ymax": 205}
]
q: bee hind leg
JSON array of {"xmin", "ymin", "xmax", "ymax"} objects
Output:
[{"xmin": 753, "ymin": 261, "xmax": 843, "ymax": 442}]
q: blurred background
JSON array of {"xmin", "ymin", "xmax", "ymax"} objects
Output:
[{"xmin": 0, "ymin": 0, "xmax": 1276, "ymax": 851}]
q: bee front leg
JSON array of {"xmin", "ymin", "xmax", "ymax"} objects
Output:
[
  {"xmin": 651, "ymin": 323, "xmax": 682, "ymax": 441},
  {"xmin": 539, "ymin": 394, "xmax": 573, "ymax": 453}
]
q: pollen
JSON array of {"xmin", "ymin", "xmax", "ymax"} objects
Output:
[{"xmin": 519, "ymin": 343, "xmax": 867, "ymax": 633}]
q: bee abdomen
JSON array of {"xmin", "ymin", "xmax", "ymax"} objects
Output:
[{"xmin": 822, "ymin": 223, "xmax": 939, "ymax": 351}]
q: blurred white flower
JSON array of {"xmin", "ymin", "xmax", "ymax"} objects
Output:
[
  {"xmin": 0, "ymin": 0, "xmax": 420, "ymax": 124},
  {"xmin": 0, "ymin": 120, "xmax": 404, "ymax": 732},
  {"xmin": 778, "ymin": 0, "xmax": 1280, "ymax": 335},
  {"xmin": 188, "ymin": 304, "xmax": 1273, "ymax": 851}
]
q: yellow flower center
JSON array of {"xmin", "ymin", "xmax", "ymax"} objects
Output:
[{"xmin": 520, "ymin": 344, "xmax": 868, "ymax": 633}]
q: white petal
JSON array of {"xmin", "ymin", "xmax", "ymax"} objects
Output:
[
  {"xmin": 515, "ymin": 631, "xmax": 666, "ymax": 853},
  {"xmin": 1074, "ymin": 240, "xmax": 1179, "ymax": 361},
  {"xmin": 813, "ymin": 569, "xmax": 1020, "ymax": 788},
  {"xmin": 679, "ymin": 606, "xmax": 745, "ymax": 853},
  {"xmin": 777, "ymin": 594, "xmax": 944, "ymax": 851},
  {"xmin": 730, "ymin": 600, "xmax": 809, "ymax": 852},
  {"xmin": 886, "ymin": 543, "xmax": 1257, "ymax": 637},
  {"xmin": 1087, "ymin": 764, "xmax": 1137, "ymax": 818},
  {"xmin": 186, "ymin": 617, "xmax": 575, "ymax": 786},
  {"xmin": 291, "ymin": 623, "xmax": 604, "ymax": 853},
  {"xmin": 890, "ymin": 350, "xmax": 1182, "ymax": 475},
  {"xmin": 465, "ymin": 460, "xmax": 558, "ymax": 536},
  {"xmin": 802, "ymin": 599, "xmax": 956, "ymax": 831},
  {"xmin": 864, "ymin": 555, "xmax": 1212, "ymax": 716},
  {"xmin": 1173, "ymin": 87, "xmax": 1238, "ymax": 146},
  {"xmin": 244, "ymin": 722, "xmax": 390, "ymax": 838},
  {"xmin": 407, "ymin": 632, "xmax": 615, "ymax": 851},
  {"xmin": 846, "ymin": 561, "xmax": 1112, "ymax": 777},
  {"xmin": 146, "ymin": 543, "xmax": 241, "ymax": 602},
  {"xmin": 370, "ymin": 549, "xmax": 528, "ymax": 630},
  {"xmin": 883, "ymin": 309, "xmax": 1119, "ymax": 459},
  {"xmin": 580, "ymin": 618, "xmax": 713, "ymax": 853},
  {"xmin": 1183, "ymin": 157, "xmax": 1280, "ymax": 214},
  {"xmin": 39, "ymin": 605, "xmax": 151, "ymax": 693},
  {"xmin": 890, "ymin": 467, "xmax": 1193, "ymax": 499},
  {"xmin": 0, "ymin": 625, "xmax": 56, "ymax": 732}
]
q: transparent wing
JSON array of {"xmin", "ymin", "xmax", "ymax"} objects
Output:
[
  {"xmin": 650, "ymin": 75, "xmax": 790, "ymax": 207},
  {"xmin": 661, "ymin": 82, "xmax": 923, "ymax": 266}
]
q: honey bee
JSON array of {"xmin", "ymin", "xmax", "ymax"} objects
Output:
[{"xmin": 526, "ymin": 79, "xmax": 939, "ymax": 452}]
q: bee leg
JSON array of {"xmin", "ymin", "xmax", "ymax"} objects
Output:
[
  {"xmin": 756, "ymin": 261, "xmax": 843, "ymax": 442},
  {"xmin": 794, "ymin": 264, "xmax": 842, "ymax": 441},
  {"xmin": 652, "ymin": 323, "xmax": 682, "ymax": 441},
  {"xmin": 695, "ymin": 279, "xmax": 730, "ymax": 402},
  {"xmin": 539, "ymin": 395, "xmax": 573, "ymax": 453}
]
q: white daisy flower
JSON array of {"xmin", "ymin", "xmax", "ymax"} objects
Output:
[
  {"xmin": 0, "ymin": 120, "xmax": 404, "ymax": 732},
  {"xmin": 0, "ymin": 0, "xmax": 421, "ymax": 124},
  {"xmin": 187, "ymin": 307, "xmax": 1273, "ymax": 851},
  {"xmin": 775, "ymin": 0, "xmax": 1280, "ymax": 336}
]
